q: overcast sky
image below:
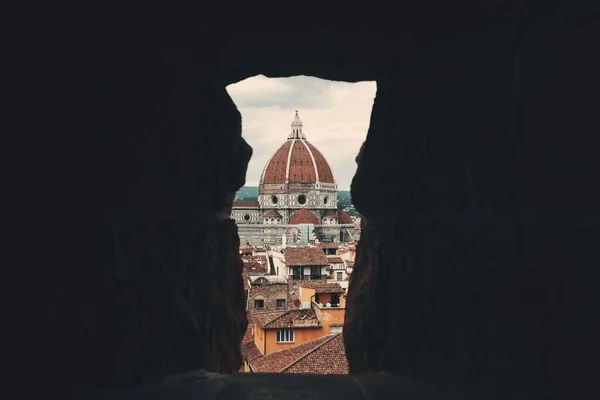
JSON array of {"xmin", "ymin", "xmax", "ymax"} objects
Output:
[{"xmin": 226, "ymin": 75, "xmax": 376, "ymax": 190}]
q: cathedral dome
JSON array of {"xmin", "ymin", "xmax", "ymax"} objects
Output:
[
  {"xmin": 338, "ymin": 210, "xmax": 353, "ymax": 224},
  {"xmin": 260, "ymin": 111, "xmax": 335, "ymax": 185},
  {"xmin": 289, "ymin": 209, "xmax": 319, "ymax": 225}
]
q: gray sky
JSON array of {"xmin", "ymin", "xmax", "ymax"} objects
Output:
[{"xmin": 226, "ymin": 75, "xmax": 376, "ymax": 190}]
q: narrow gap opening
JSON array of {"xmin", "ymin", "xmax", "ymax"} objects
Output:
[{"xmin": 225, "ymin": 74, "xmax": 376, "ymax": 375}]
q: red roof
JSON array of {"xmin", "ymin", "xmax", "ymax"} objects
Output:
[
  {"xmin": 244, "ymin": 260, "xmax": 266, "ymax": 273},
  {"xmin": 264, "ymin": 209, "xmax": 282, "ymax": 218},
  {"xmin": 241, "ymin": 320, "xmax": 254, "ymax": 345},
  {"xmin": 253, "ymin": 311, "xmax": 287, "ymax": 328},
  {"xmin": 338, "ymin": 210, "xmax": 353, "ymax": 224},
  {"xmin": 300, "ymin": 282, "xmax": 345, "ymax": 294},
  {"xmin": 306, "ymin": 141, "xmax": 335, "ymax": 183},
  {"xmin": 262, "ymin": 309, "xmax": 320, "ymax": 329},
  {"xmin": 284, "ymin": 247, "xmax": 329, "ymax": 266},
  {"xmin": 288, "ymin": 209, "xmax": 319, "ymax": 225},
  {"xmin": 262, "ymin": 141, "xmax": 292, "ymax": 184},
  {"xmin": 233, "ymin": 200, "xmax": 260, "ymax": 208},
  {"xmin": 285, "ymin": 333, "xmax": 348, "ymax": 374},
  {"xmin": 322, "ymin": 209, "xmax": 337, "ymax": 218},
  {"xmin": 318, "ymin": 242, "xmax": 340, "ymax": 249},
  {"xmin": 241, "ymin": 341, "xmax": 263, "ymax": 362},
  {"xmin": 250, "ymin": 333, "xmax": 347, "ymax": 374},
  {"xmin": 262, "ymin": 139, "xmax": 335, "ymax": 185},
  {"xmin": 326, "ymin": 256, "xmax": 344, "ymax": 264}
]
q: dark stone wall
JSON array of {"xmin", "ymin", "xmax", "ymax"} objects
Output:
[
  {"xmin": 30, "ymin": 1, "xmax": 599, "ymax": 398},
  {"xmin": 346, "ymin": 3, "xmax": 600, "ymax": 399}
]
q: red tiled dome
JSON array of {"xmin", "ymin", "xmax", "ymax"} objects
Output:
[
  {"xmin": 338, "ymin": 211, "xmax": 353, "ymax": 224},
  {"xmin": 288, "ymin": 209, "xmax": 319, "ymax": 225},
  {"xmin": 322, "ymin": 210, "xmax": 337, "ymax": 218},
  {"xmin": 264, "ymin": 209, "xmax": 282, "ymax": 218},
  {"xmin": 260, "ymin": 112, "xmax": 335, "ymax": 185},
  {"xmin": 261, "ymin": 140, "xmax": 335, "ymax": 184}
]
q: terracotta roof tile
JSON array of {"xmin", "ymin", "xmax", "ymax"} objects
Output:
[
  {"xmin": 263, "ymin": 309, "xmax": 320, "ymax": 329},
  {"xmin": 337, "ymin": 210, "xmax": 353, "ymax": 224},
  {"xmin": 305, "ymin": 142, "xmax": 334, "ymax": 183},
  {"xmin": 262, "ymin": 139, "xmax": 335, "ymax": 185},
  {"xmin": 322, "ymin": 210, "xmax": 337, "ymax": 218},
  {"xmin": 326, "ymin": 256, "xmax": 344, "ymax": 264},
  {"xmin": 244, "ymin": 260, "xmax": 266, "ymax": 273},
  {"xmin": 250, "ymin": 333, "xmax": 346, "ymax": 373},
  {"xmin": 233, "ymin": 200, "xmax": 260, "ymax": 208},
  {"xmin": 241, "ymin": 321, "xmax": 254, "ymax": 345},
  {"xmin": 264, "ymin": 209, "xmax": 282, "ymax": 218},
  {"xmin": 253, "ymin": 311, "xmax": 287, "ymax": 328},
  {"xmin": 288, "ymin": 141, "xmax": 317, "ymax": 183},
  {"xmin": 285, "ymin": 333, "xmax": 348, "ymax": 374},
  {"xmin": 288, "ymin": 209, "xmax": 319, "ymax": 225},
  {"xmin": 299, "ymin": 282, "xmax": 345, "ymax": 294},
  {"xmin": 262, "ymin": 141, "xmax": 293, "ymax": 184},
  {"xmin": 318, "ymin": 242, "xmax": 340, "ymax": 249},
  {"xmin": 284, "ymin": 247, "xmax": 329, "ymax": 266},
  {"xmin": 241, "ymin": 341, "xmax": 263, "ymax": 362}
]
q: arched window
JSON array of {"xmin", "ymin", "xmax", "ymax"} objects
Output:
[{"xmin": 254, "ymin": 296, "xmax": 265, "ymax": 309}]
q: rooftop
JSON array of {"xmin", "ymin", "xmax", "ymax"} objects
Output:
[
  {"xmin": 249, "ymin": 333, "xmax": 348, "ymax": 374},
  {"xmin": 300, "ymin": 282, "xmax": 345, "ymax": 294},
  {"xmin": 262, "ymin": 309, "xmax": 320, "ymax": 329},
  {"xmin": 288, "ymin": 209, "xmax": 320, "ymax": 225},
  {"xmin": 241, "ymin": 341, "xmax": 263, "ymax": 363},
  {"xmin": 318, "ymin": 242, "xmax": 340, "ymax": 249},
  {"xmin": 284, "ymin": 247, "xmax": 329, "ymax": 266},
  {"xmin": 253, "ymin": 311, "xmax": 287, "ymax": 328}
]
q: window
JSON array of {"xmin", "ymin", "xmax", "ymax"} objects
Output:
[
  {"xmin": 337, "ymin": 272, "xmax": 343, "ymax": 281},
  {"xmin": 323, "ymin": 196, "xmax": 328, "ymax": 204},
  {"xmin": 243, "ymin": 214, "xmax": 251, "ymax": 221},
  {"xmin": 330, "ymin": 326, "xmax": 343, "ymax": 333},
  {"xmin": 310, "ymin": 266, "xmax": 321, "ymax": 280},
  {"xmin": 276, "ymin": 298, "xmax": 286, "ymax": 308},
  {"xmin": 277, "ymin": 329, "xmax": 294, "ymax": 343},
  {"xmin": 331, "ymin": 293, "xmax": 340, "ymax": 307},
  {"xmin": 271, "ymin": 195, "xmax": 278, "ymax": 205},
  {"xmin": 297, "ymin": 194, "xmax": 307, "ymax": 205},
  {"xmin": 254, "ymin": 298, "xmax": 264, "ymax": 309},
  {"xmin": 292, "ymin": 266, "xmax": 302, "ymax": 280}
]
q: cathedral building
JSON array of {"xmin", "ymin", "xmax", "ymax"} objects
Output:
[{"xmin": 232, "ymin": 110, "xmax": 356, "ymax": 245}]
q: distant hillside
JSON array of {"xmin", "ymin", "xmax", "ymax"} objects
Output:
[
  {"xmin": 234, "ymin": 186, "xmax": 358, "ymax": 216},
  {"xmin": 234, "ymin": 186, "xmax": 259, "ymax": 201}
]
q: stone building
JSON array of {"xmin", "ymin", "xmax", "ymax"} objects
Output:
[{"xmin": 232, "ymin": 111, "xmax": 356, "ymax": 245}]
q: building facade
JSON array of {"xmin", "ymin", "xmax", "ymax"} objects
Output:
[{"xmin": 232, "ymin": 111, "xmax": 356, "ymax": 245}]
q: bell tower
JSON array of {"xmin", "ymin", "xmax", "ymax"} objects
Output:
[{"xmin": 288, "ymin": 109, "xmax": 306, "ymax": 140}]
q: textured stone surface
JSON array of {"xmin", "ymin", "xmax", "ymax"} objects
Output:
[
  {"xmin": 87, "ymin": 371, "xmax": 465, "ymax": 399},
  {"xmin": 346, "ymin": 3, "xmax": 600, "ymax": 399}
]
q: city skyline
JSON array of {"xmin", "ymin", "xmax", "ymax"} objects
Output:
[{"xmin": 226, "ymin": 75, "xmax": 376, "ymax": 190}]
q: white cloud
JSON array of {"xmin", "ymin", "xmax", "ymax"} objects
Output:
[{"xmin": 226, "ymin": 75, "xmax": 376, "ymax": 190}]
